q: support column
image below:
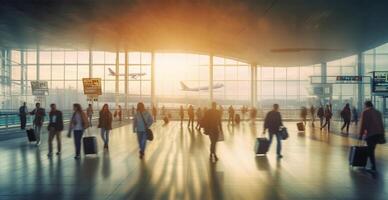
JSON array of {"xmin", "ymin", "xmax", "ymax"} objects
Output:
[
  {"xmin": 88, "ymin": 49, "xmax": 93, "ymax": 78},
  {"xmin": 150, "ymin": 51, "xmax": 156, "ymax": 106},
  {"xmin": 250, "ymin": 63, "xmax": 257, "ymax": 108},
  {"xmin": 321, "ymin": 62, "xmax": 327, "ymax": 104},
  {"xmin": 36, "ymin": 46, "xmax": 40, "ymax": 80},
  {"xmin": 124, "ymin": 51, "xmax": 129, "ymax": 112},
  {"xmin": 357, "ymin": 53, "xmax": 364, "ymax": 110},
  {"xmin": 20, "ymin": 50, "xmax": 25, "ymax": 95},
  {"xmin": 209, "ymin": 54, "xmax": 214, "ymax": 104},
  {"xmin": 115, "ymin": 51, "xmax": 119, "ymax": 106}
]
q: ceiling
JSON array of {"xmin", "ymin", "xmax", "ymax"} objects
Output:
[{"xmin": 1, "ymin": 0, "xmax": 388, "ymax": 66}]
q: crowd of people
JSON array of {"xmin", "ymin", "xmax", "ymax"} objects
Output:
[{"xmin": 17, "ymin": 100, "xmax": 385, "ymax": 171}]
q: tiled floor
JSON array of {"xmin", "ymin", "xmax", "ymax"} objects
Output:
[{"xmin": 0, "ymin": 120, "xmax": 387, "ymax": 200}]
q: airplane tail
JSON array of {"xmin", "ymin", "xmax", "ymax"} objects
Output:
[
  {"xmin": 180, "ymin": 82, "xmax": 189, "ymax": 90},
  {"xmin": 108, "ymin": 68, "xmax": 116, "ymax": 76}
]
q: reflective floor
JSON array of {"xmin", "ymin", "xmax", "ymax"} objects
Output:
[{"xmin": 0, "ymin": 120, "xmax": 387, "ymax": 200}]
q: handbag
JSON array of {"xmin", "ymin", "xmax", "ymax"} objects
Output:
[
  {"xmin": 140, "ymin": 112, "xmax": 154, "ymax": 141},
  {"xmin": 279, "ymin": 127, "xmax": 289, "ymax": 140}
]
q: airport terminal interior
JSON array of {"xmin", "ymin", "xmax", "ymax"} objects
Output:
[{"xmin": 0, "ymin": 0, "xmax": 388, "ymax": 200}]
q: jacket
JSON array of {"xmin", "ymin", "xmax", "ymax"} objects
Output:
[
  {"xmin": 30, "ymin": 108, "xmax": 46, "ymax": 127},
  {"xmin": 48, "ymin": 110, "xmax": 64, "ymax": 131},
  {"xmin": 202, "ymin": 109, "xmax": 222, "ymax": 135},
  {"xmin": 133, "ymin": 111, "xmax": 154, "ymax": 133},
  {"xmin": 264, "ymin": 110, "xmax": 283, "ymax": 134},
  {"xmin": 98, "ymin": 110, "xmax": 113, "ymax": 130},
  {"xmin": 359, "ymin": 107, "xmax": 385, "ymax": 138}
]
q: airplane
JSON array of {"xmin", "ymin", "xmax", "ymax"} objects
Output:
[
  {"xmin": 180, "ymin": 81, "xmax": 224, "ymax": 91},
  {"xmin": 108, "ymin": 68, "xmax": 146, "ymax": 79}
]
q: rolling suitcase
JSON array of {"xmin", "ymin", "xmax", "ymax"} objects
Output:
[
  {"xmin": 26, "ymin": 128, "xmax": 36, "ymax": 142},
  {"xmin": 83, "ymin": 136, "xmax": 98, "ymax": 155},
  {"xmin": 349, "ymin": 145, "xmax": 368, "ymax": 167},
  {"xmin": 297, "ymin": 122, "xmax": 305, "ymax": 131},
  {"xmin": 255, "ymin": 138, "xmax": 270, "ymax": 155}
]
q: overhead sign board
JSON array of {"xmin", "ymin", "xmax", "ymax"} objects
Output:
[
  {"xmin": 31, "ymin": 81, "xmax": 49, "ymax": 96},
  {"xmin": 336, "ymin": 76, "xmax": 363, "ymax": 82},
  {"xmin": 372, "ymin": 71, "xmax": 388, "ymax": 93},
  {"xmin": 82, "ymin": 78, "xmax": 102, "ymax": 96}
]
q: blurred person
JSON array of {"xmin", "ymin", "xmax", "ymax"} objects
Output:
[
  {"xmin": 152, "ymin": 105, "xmax": 158, "ymax": 121},
  {"xmin": 179, "ymin": 106, "xmax": 184, "ymax": 126},
  {"xmin": 188, "ymin": 105, "xmax": 195, "ymax": 129},
  {"xmin": 202, "ymin": 102, "xmax": 223, "ymax": 162},
  {"xmin": 19, "ymin": 102, "xmax": 28, "ymax": 130},
  {"xmin": 317, "ymin": 104, "xmax": 325, "ymax": 128},
  {"xmin": 219, "ymin": 105, "xmax": 224, "ymax": 120},
  {"xmin": 352, "ymin": 106, "xmax": 359, "ymax": 125},
  {"xmin": 228, "ymin": 106, "xmax": 235, "ymax": 125},
  {"xmin": 69, "ymin": 103, "xmax": 89, "ymax": 159},
  {"xmin": 86, "ymin": 104, "xmax": 93, "ymax": 127},
  {"xmin": 241, "ymin": 105, "xmax": 248, "ymax": 120},
  {"xmin": 195, "ymin": 107, "xmax": 203, "ymax": 130},
  {"xmin": 30, "ymin": 103, "xmax": 46, "ymax": 146},
  {"xmin": 340, "ymin": 103, "xmax": 351, "ymax": 134},
  {"xmin": 133, "ymin": 102, "xmax": 154, "ymax": 159},
  {"xmin": 321, "ymin": 104, "xmax": 333, "ymax": 131},
  {"xmin": 263, "ymin": 104, "xmax": 284, "ymax": 159},
  {"xmin": 310, "ymin": 105, "xmax": 316, "ymax": 126},
  {"xmin": 98, "ymin": 104, "xmax": 113, "ymax": 149},
  {"xmin": 117, "ymin": 105, "xmax": 122, "ymax": 121},
  {"xmin": 250, "ymin": 107, "xmax": 258, "ymax": 123},
  {"xmin": 47, "ymin": 104, "xmax": 63, "ymax": 157},
  {"xmin": 358, "ymin": 101, "xmax": 385, "ymax": 172},
  {"xmin": 300, "ymin": 106, "xmax": 308, "ymax": 126}
]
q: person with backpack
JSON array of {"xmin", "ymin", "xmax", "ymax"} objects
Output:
[
  {"xmin": 98, "ymin": 104, "xmax": 113, "ymax": 150},
  {"xmin": 30, "ymin": 103, "xmax": 46, "ymax": 146},
  {"xmin": 69, "ymin": 103, "xmax": 89, "ymax": 159},
  {"xmin": 202, "ymin": 102, "xmax": 223, "ymax": 162},
  {"xmin": 133, "ymin": 102, "xmax": 154, "ymax": 159},
  {"xmin": 340, "ymin": 103, "xmax": 351, "ymax": 134},
  {"xmin": 359, "ymin": 101, "xmax": 386, "ymax": 172},
  {"xmin": 263, "ymin": 104, "xmax": 284, "ymax": 159},
  {"xmin": 47, "ymin": 104, "xmax": 63, "ymax": 157},
  {"xmin": 317, "ymin": 105, "xmax": 325, "ymax": 128}
]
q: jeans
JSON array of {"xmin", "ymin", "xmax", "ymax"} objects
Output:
[
  {"xmin": 34, "ymin": 125, "xmax": 42, "ymax": 143},
  {"xmin": 137, "ymin": 132, "xmax": 147, "ymax": 153},
  {"xmin": 269, "ymin": 132, "xmax": 282, "ymax": 155},
  {"xmin": 48, "ymin": 130, "xmax": 61, "ymax": 153},
  {"xmin": 73, "ymin": 130, "xmax": 84, "ymax": 156},
  {"xmin": 20, "ymin": 116, "xmax": 26, "ymax": 129},
  {"xmin": 100, "ymin": 128, "xmax": 110, "ymax": 145}
]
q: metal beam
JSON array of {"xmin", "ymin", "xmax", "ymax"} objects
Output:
[
  {"xmin": 209, "ymin": 54, "xmax": 213, "ymax": 104},
  {"xmin": 151, "ymin": 51, "xmax": 156, "ymax": 106},
  {"xmin": 115, "ymin": 51, "xmax": 119, "ymax": 106},
  {"xmin": 124, "ymin": 51, "xmax": 128, "ymax": 112},
  {"xmin": 357, "ymin": 53, "xmax": 364, "ymax": 110}
]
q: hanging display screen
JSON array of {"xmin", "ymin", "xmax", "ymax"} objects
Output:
[{"xmin": 372, "ymin": 71, "xmax": 388, "ymax": 93}]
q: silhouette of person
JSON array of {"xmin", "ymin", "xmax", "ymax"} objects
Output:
[
  {"xmin": 263, "ymin": 104, "xmax": 284, "ymax": 159},
  {"xmin": 202, "ymin": 102, "xmax": 223, "ymax": 162}
]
